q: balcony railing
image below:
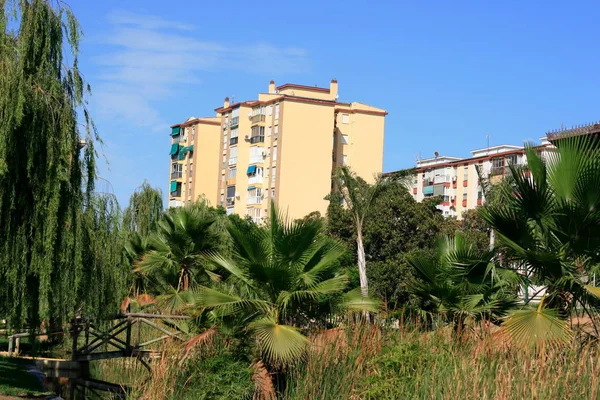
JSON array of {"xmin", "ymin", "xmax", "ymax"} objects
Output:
[
  {"xmin": 248, "ymin": 175, "xmax": 263, "ymax": 185},
  {"xmin": 230, "ymin": 137, "xmax": 239, "ymax": 145},
  {"xmin": 247, "ymin": 196, "xmax": 262, "ymax": 205},
  {"xmin": 170, "ymin": 190, "xmax": 182, "ymax": 198},
  {"xmin": 226, "ymin": 207, "xmax": 234, "ymax": 216},
  {"xmin": 490, "ymin": 166, "xmax": 505, "ymax": 176},
  {"xmin": 249, "ymin": 155, "xmax": 264, "ymax": 164},
  {"xmin": 250, "ymin": 114, "xmax": 266, "ymax": 123},
  {"xmin": 226, "ymin": 198, "xmax": 235, "ymax": 207},
  {"xmin": 250, "ymin": 135, "xmax": 265, "ymax": 144},
  {"xmin": 169, "ymin": 199, "xmax": 183, "ymax": 208},
  {"xmin": 252, "ymin": 216, "xmax": 262, "ymax": 224},
  {"xmin": 433, "ymin": 175, "xmax": 451, "ymax": 184},
  {"xmin": 230, "ymin": 117, "xmax": 239, "ymax": 126},
  {"xmin": 228, "ymin": 157, "xmax": 237, "ymax": 165},
  {"xmin": 171, "ymin": 171, "xmax": 182, "ymax": 179}
]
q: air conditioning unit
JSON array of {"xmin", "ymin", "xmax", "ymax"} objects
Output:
[{"xmin": 244, "ymin": 135, "xmax": 249, "ymax": 141}]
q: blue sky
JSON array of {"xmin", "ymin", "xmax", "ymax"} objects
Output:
[{"xmin": 70, "ymin": 0, "xmax": 600, "ymax": 206}]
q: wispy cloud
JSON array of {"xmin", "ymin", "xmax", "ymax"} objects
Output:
[{"xmin": 92, "ymin": 10, "xmax": 310, "ymax": 132}]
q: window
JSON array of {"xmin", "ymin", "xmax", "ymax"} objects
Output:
[
  {"xmin": 223, "ymin": 133, "xmax": 227, "ymax": 143},
  {"xmin": 228, "ymin": 167, "xmax": 237, "ymax": 178},
  {"xmin": 220, "ymin": 194, "xmax": 224, "ymax": 204},
  {"xmin": 271, "ymin": 167, "xmax": 276, "ymax": 182},
  {"xmin": 274, "ymin": 125, "xmax": 279, "ymax": 140},
  {"xmin": 477, "ymin": 191, "xmax": 483, "ymax": 199},
  {"xmin": 267, "ymin": 105, "xmax": 272, "ymax": 116},
  {"xmin": 189, "ymin": 163, "xmax": 193, "ymax": 174},
  {"xmin": 192, "ymin": 126, "xmax": 196, "ymax": 141},
  {"xmin": 223, "ymin": 141, "xmax": 226, "ymax": 150},
  {"xmin": 226, "ymin": 186, "xmax": 236, "ymax": 198},
  {"xmin": 230, "ymin": 128, "xmax": 239, "ymax": 139},
  {"xmin": 229, "ymin": 146, "xmax": 238, "ymax": 164},
  {"xmin": 267, "ymin": 126, "xmax": 272, "ymax": 137},
  {"xmin": 492, "ymin": 157, "xmax": 504, "ymax": 168},
  {"xmin": 463, "ymin": 167, "xmax": 469, "ymax": 180},
  {"xmin": 342, "ymin": 155, "xmax": 348, "ymax": 165},
  {"xmin": 275, "ymin": 103, "xmax": 280, "ymax": 120},
  {"xmin": 342, "ymin": 114, "xmax": 349, "ymax": 124},
  {"xmin": 341, "ymin": 134, "xmax": 349, "ymax": 144},
  {"xmin": 462, "ymin": 193, "xmax": 467, "ymax": 201},
  {"xmin": 506, "ymin": 154, "xmax": 518, "ymax": 165},
  {"xmin": 272, "ymin": 146, "xmax": 277, "ymax": 161},
  {"xmin": 271, "ymin": 188, "xmax": 275, "ymax": 198}
]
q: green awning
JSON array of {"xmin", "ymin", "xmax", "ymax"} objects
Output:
[
  {"xmin": 247, "ymin": 165, "xmax": 257, "ymax": 174},
  {"xmin": 171, "ymin": 126, "xmax": 181, "ymax": 136},
  {"xmin": 170, "ymin": 181, "xmax": 178, "ymax": 193},
  {"xmin": 169, "ymin": 143, "xmax": 179, "ymax": 155},
  {"xmin": 181, "ymin": 145, "xmax": 194, "ymax": 154},
  {"xmin": 423, "ymin": 186, "xmax": 434, "ymax": 195},
  {"xmin": 247, "ymin": 186, "xmax": 256, "ymax": 191}
]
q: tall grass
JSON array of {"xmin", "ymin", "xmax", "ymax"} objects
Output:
[{"xmin": 285, "ymin": 323, "xmax": 600, "ymax": 399}]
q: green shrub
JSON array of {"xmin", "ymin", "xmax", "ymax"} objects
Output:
[{"xmin": 175, "ymin": 353, "xmax": 254, "ymax": 400}]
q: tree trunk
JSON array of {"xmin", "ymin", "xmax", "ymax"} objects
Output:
[
  {"xmin": 356, "ymin": 227, "xmax": 368, "ymax": 298},
  {"xmin": 489, "ymin": 229, "xmax": 495, "ymax": 251}
]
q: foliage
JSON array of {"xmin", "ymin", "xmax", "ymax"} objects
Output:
[
  {"xmin": 123, "ymin": 181, "xmax": 164, "ymax": 237},
  {"xmin": 79, "ymin": 194, "xmax": 129, "ymax": 320},
  {"xmin": 175, "ymin": 353, "xmax": 254, "ymax": 400},
  {"xmin": 407, "ymin": 233, "xmax": 518, "ymax": 330},
  {"xmin": 0, "ymin": 356, "xmax": 49, "ymax": 397},
  {"xmin": 0, "ymin": 0, "xmax": 100, "ymax": 328},
  {"xmin": 480, "ymin": 136, "xmax": 600, "ymax": 338},
  {"xmin": 134, "ymin": 202, "xmax": 226, "ymax": 312},
  {"xmin": 197, "ymin": 203, "xmax": 379, "ymax": 367},
  {"xmin": 458, "ymin": 208, "xmax": 490, "ymax": 252}
]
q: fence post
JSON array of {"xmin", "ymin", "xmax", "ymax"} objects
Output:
[
  {"xmin": 8, "ymin": 336, "xmax": 13, "ymax": 356},
  {"xmin": 125, "ymin": 317, "xmax": 132, "ymax": 357}
]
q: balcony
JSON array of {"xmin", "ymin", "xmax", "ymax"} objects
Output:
[
  {"xmin": 249, "ymin": 155, "xmax": 264, "ymax": 164},
  {"xmin": 252, "ymin": 216, "xmax": 262, "ymax": 224},
  {"xmin": 250, "ymin": 114, "xmax": 266, "ymax": 124},
  {"xmin": 490, "ymin": 166, "xmax": 505, "ymax": 176},
  {"xmin": 169, "ymin": 199, "xmax": 183, "ymax": 208},
  {"xmin": 248, "ymin": 175, "xmax": 263, "ymax": 185},
  {"xmin": 230, "ymin": 117, "xmax": 239, "ymax": 128},
  {"xmin": 171, "ymin": 171, "xmax": 182, "ymax": 179},
  {"xmin": 247, "ymin": 196, "xmax": 262, "ymax": 205},
  {"xmin": 226, "ymin": 198, "xmax": 235, "ymax": 207},
  {"xmin": 228, "ymin": 157, "xmax": 237, "ymax": 165},
  {"xmin": 226, "ymin": 207, "xmax": 234, "ymax": 216},
  {"xmin": 250, "ymin": 135, "xmax": 265, "ymax": 144},
  {"xmin": 433, "ymin": 175, "xmax": 451, "ymax": 184},
  {"xmin": 170, "ymin": 190, "xmax": 182, "ymax": 198},
  {"xmin": 230, "ymin": 137, "xmax": 239, "ymax": 145}
]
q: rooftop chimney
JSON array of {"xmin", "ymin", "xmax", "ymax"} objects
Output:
[
  {"xmin": 330, "ymin": 79, "xmax": 338, "ymax": 100},
  {"xmin": 268, "ymin": 80, "xmax": 276, "ymax": 94},
  {"xmin": 223, "ymin": 97, "xmax": 230, "ymax": 109}
]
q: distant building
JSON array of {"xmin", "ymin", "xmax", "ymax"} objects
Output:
[{"xmin": 168, "ymin": 80, "xmax": 387, "ymax": 222}]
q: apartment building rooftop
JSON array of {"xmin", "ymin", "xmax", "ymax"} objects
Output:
[{"xmin": 546, "ymin": 121, "xmax": 600, "ymax": 142}]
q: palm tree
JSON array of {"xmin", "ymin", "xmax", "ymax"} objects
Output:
[
  {"xmin": 196, "ymin": 203, "xmax": 379, "ymax": 367},
  {"xmin": 480, "ymin": 135, "xmax": 600, "ymax": 343},
  {"xmin": 134, "ymin": 203, "xmax": 224, "ymax": 311},
  {"xmin": 407, "ymin": 233, "xmax": 518, "ymax": 335},
  {"xmin": 333, "ymin": 166, "xmax": 413, "ymax": 298}
]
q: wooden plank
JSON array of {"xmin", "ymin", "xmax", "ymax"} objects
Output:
[
  {"xmin": 138, "ymin": 334, "xmax": 171, "ymax": 348},
  {"xmin": 140, "ymin": 318, "xmax": 184, "ymax": 340},
  {"xmin": 118, "ymin": 312, "xmax": 190, "ymax": 320}
]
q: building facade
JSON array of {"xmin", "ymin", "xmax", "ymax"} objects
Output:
[
  {"xmin": 168, "ymin": 80, "xmax": 387, "ymax": 222},
  {"xmin": 405, "ymin": 139, "xmax": 555, "ymax": 219}
]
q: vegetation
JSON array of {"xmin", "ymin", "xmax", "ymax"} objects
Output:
[
  {"xmin": 0, "ymin": 356, "xmax": 49, "ymax": 397},
  {"xmin": 2, "ymin": 3, "xmax": 600, "ymax": 398}
]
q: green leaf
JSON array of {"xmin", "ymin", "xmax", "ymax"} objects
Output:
[
  {"xmin": 249, "ymin": 317, "xmax": 308, "ymax": 366},
  {"xmin": 502, "ymin": 301, "xmax": 572, "ymax": 348}
]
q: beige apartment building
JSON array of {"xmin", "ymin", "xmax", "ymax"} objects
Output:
[
  {"xmin": 400, "ymin": 138, "xmax": 555, "ymax": 219},
  {"xmin": 168, "ymin": 79, "xmax": 387, "ymax": 222}
]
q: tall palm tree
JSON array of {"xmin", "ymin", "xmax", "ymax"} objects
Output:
[
  {"xmin": 134, "ymin": 204, "xmax": 223, "ymax": 311},
  {"xmin": 196, "ymin": 203, "xmax": 379, "ymax": 366},
  {"xmin": 333, "ymin": 166, "xmax": 413, "ymax": 297},
  {"xmin": 407, "ymin": 233, "xmax": 518, "ymax": 334},
  {"xmin": 480, "ymin": 135, "xmax": 600, "ymax": 343}
]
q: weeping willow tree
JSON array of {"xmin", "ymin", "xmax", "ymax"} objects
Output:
[
  {"xmin": 0, "ymin": 0, "xmax": 99, "ymax": 329},
  {"xmin": 123, "ymin": 181, "xmax": 163, "ymax": 237},
  {"xmin": 80, "ymin": 194, "xmax": 129, "ymax": 320}
]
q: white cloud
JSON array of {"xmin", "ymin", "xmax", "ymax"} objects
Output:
[{"xmin": 92, "ymin": 10, "xmax": 310, "ymax": 132}]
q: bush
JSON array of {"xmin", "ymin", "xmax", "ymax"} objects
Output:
[{"xmin": 176, "ymin": 353, "xmax": 254, "ymax": 400}]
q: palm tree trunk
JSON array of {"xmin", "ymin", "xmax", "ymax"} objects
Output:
[
  {"xmin": 356, "ymin": 225, "xmax": 368, "ymax": 298},
  {"xmin": 489, "ymin": 229, "xmax": 495, "ymax": 251}
]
